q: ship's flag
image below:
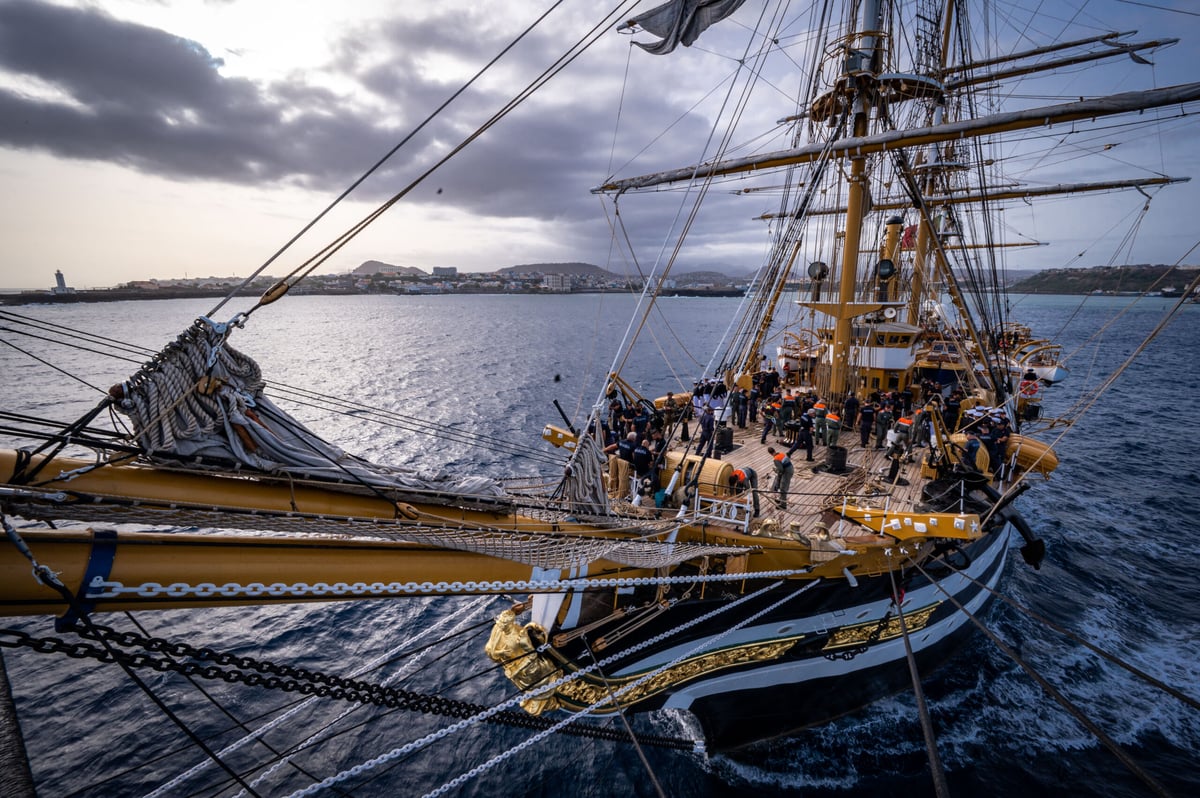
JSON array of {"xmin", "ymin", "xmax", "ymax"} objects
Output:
[
  {"xmin": 620, "ymin": 0, "xmax": 747, "ymax": 55},
  {"xmin": 901, "ymin": 224, "xmax": 918, "ymax": 249}
]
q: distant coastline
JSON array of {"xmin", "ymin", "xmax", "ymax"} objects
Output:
[
  {"xmin": 0, "ymin": 286, "xmax": 356, "ymax": 306},
  {"xmin": 0, "ymin": 285, "xmax": 751, "ymax": 306},
  {"xmin": 5, "ymin": 262, "xmax": 1193, "ymax": 306},
  {"xmin": 1010, "ymin": 263, "xmax": 1198, "ymax": 295},
  {"xmin": 4, "ymin": 283, "xmax": 1195, "ymax": 306},
  {"xmin": 1, "ymin": 260, "xmax": 752, "ymax": 305}
]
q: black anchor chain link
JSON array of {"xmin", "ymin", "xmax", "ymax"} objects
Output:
[{"xmin": 0, "ymin": 625, "xmax": 694, "ymax": 751}]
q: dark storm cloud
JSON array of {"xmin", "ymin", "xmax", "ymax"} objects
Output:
[
  {"xmin": 0, "ymin": 1, "xmax": 276, "ymax": 179},
  {"xmin": 0, "ymin": 0, "xmax": 438, "ymax": 188},
  {"xmin": 0, "ymin": 1, "xmax": 756, "ymax": 271},
  {"xmin": 345, "ymin": 7, "xmax": 734, "ymax": 238},
  {"xmin": 0, "ymin": 2, "xmax": 643, "ymax": 195}
]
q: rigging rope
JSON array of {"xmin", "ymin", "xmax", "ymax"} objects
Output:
[
  {"xmin": 887, "ymin": 556, "xmax": 949, "ymax": 798},
  {"xmin": 110, "ymin": 317, "xmax": 505, "ymax": 500},
  {"xmin": 1058, "ymin": 240, "xmax": 1200, "ymax": 371},
  {"xmin": 236, "ymin": 0, "xmax": 646, "ymax": 318},
  {"xmin": 584, "ymin": 0, "xmax": 783, "ymax": 449},
  {"xmin": 907, "ymin": 557, "xmax": 1173, "ymax": 798},
  {"xmin": 1, "ymin": 310, "xmax": 566, "ymax": 468},
  {"xmin": 584, "ymin": 638, "xmax": 667, "ymax": 798},
  {"xmin": 204, "ymin": 0, "xmax": 577, "ymax": 318},
  {"xmin": 939, "ymin": 559, "xmax": 1200, "ymax": 713},
  {"xmin": 150, "ymin": 597, "xmax": 497, "ymax": 798},
  {"xmin": 416, "ymin": 578, "xmax": 823, "ymax": 798},
  {"xmin": 981, "ymin": 261, "xmax": 1200, "ymax": 522}
]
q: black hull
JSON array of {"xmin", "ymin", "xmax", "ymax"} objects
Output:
[
  {"xmin": 690, "ymin": 602, "xmax": 983, "ymax": 750},
  {"xmin": 555, "ymin": 527, "xmax": 1011, "ymax": 751}
]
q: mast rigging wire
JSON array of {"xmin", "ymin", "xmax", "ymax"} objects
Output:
[
  {"xmin": 887, "ymin": 559, "xmax": 949, "ymax": 798},
  {"xmin": 588, "ymin": 0, "xmax": 792, "ymax": 423},
  {"xmin": 907, "ymin": 556, "xmax": 1173, "ymax": 798},
  {"xmin": 584, "ymin": 637, "xmax": 668, "ymax": 798},
  {"xmin": 236, "ymin": 0, "xmax": 645, "ymax": 322},
  {"xmin": 203, "ymin": 0, "xmax": 576, "ymax": 319},
  {"xmin": 938, "ymin": 559, "xmax": 1200, "ymax": 713},
  {"xmin": 1, "ymin": 313, "xmax": 566, "ymax": 468}
]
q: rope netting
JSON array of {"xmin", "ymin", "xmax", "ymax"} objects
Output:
[{"xmin": 6, "ymin": 493, "xmax": 748, "ymax": 571}]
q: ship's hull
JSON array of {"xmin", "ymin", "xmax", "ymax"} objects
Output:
[
  {"xmin": 683, "ymin": 552, "xmax": 1001, "ymax": 750},
  {"xmin": 554, "ymin": 526, "xmax": 1009, "ymax": 751}
]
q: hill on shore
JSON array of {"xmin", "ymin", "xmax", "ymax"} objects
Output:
[
  {"xmin": 496, "ymin": 262, "xmax": 611, "ymax": 277},
  {"xmin": 351, "ymin": 260, "xmax": 426, "ymax": 277},
  {"xmin": 356, "ymin": 260, "xmax": 752, "ymax": 285},
  {"xmin": 1011, "ymin": 264, "xmax": 1197, "ymax": 294}
]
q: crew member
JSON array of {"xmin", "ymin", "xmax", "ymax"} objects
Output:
[
  {"xmin": 767, "ymin": 447, "xmax": 793, "ymax": 510},
  {"xmin": 695, "ymin": 406, "xmax": 716, "ymax": 457},
  {"xmin": 729, "ymin": 466, "xmax": 760, "ymax": 517},
  {"xmin": 787, "ymin": 410, "xmax": 814, "ymax": 461}
]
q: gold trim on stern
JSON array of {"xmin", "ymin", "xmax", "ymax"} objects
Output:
[
  {"xmin": 822, "ymin": 604, "xmax": 939, "ymax": 652},
  {"xmin": 551, "ymin": 636, "xmax": 803, "ymax": 713}
]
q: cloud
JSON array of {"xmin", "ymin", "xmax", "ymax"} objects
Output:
[
  {"xmin": 0, "ymin": 2, "xmax": 443, "ymax": 191},
  {"xmin": 5, "ymin": 0, "xmax": 1026, "ymax": 278},
  {"xmin": 0, "ymin": 2, "xmax": 706, "ymax": 242},
  {"xmin": 0, "ymin": 1, "xmax": 268, "ymax": 176}
]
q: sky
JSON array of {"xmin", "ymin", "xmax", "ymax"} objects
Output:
[{"xmin": 0, "ymin": 0, "xmax": 1198, "ymax": 290}]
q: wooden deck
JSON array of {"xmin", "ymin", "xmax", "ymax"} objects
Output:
[{"xmin": 675, "ymin": 417, "xmax": 933, "ymax": 539}]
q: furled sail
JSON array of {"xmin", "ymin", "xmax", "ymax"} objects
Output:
[
  {"xmin": 111, "ymin": 317, "xmax": 505, "ymax": 499},
  {"xmin": 621, "ymin": 0, "xmax": 746, "ymax": 55}
]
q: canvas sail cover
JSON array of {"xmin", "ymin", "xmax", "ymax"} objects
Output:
[
  {"xmin": 112, "ymin": 318, "xmax": 505, "ymax": 499},
  {"xmin": 624, "ymin": 0, "xmax": 746, "ymax": 55}
]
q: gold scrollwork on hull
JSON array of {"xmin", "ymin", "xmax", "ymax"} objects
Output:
[
  {"xmin": 488, "ymin": 603, "xmax": 942, "ymax": 717},
  {"xmin": 822, "ymin": 603, "xmax": 939, "ymax": 652},
  {"xmin": 552, "ymin": 637, "xmax": 803, "ymax": 713}
]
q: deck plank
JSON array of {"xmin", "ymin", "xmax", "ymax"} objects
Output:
[{"xmin": 674, "ymin": 415, "xmax": 932, "ymax": 539}]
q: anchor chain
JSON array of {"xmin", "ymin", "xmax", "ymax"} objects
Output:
[{"xmin": 0, "ymin": 624, "xmax": 694, "ymax": 751}]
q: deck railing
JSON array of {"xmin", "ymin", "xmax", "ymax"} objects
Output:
[{"xmin": 690, "ymin": 492, "xmax": 752, "ymax": 533}]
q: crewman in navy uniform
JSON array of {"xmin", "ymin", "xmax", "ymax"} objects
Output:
[
  {"xmin": 632, "ymin": 438, "xmax": 653, "ymax": 484},
  {"xmin": 612, "ymin": 431, "xmax": 637, "ymax": 497},
  {"xmin": 961, "ymin": 431, "xmax": 982, "ymax": 472},
  {"xmin": 695, "ymin": 406, "xmax": 717, "ymax": 457},
  {"xmin": 858, "ymin": 402, "xmax": 876, "ymax": 447},
  {"xmin": 729, "ymin": 387, "xmax": 745, "ymax": 429},
  {"xmin": 874, "ymin": 403, "xmax": 893, "ymax": 448},
  {"xmin": 787, "ymin": 411, "xmax": 814, "ymax": 461}
]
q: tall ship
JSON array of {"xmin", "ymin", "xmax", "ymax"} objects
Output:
[{"xmin": 2, "ymin": 1, "xmax": 1197, "ymax": 795}]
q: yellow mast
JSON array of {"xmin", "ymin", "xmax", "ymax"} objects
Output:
[
  {"xmin": 907, "ymin": 0, "xmax": 956, "ymax": 326},
  {"xmin": 828, "ymin": 0, "xmax": 884, "ymax": 397}
]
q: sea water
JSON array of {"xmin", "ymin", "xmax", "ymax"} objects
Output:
[{"xmin": 0, "ymin": 293, "xmax": 1196, "ymax": 797}]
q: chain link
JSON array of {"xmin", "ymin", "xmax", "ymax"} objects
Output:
[
  {"xmin": 0, "ymin": 625, "xmax": 693, "ymax": 750},
  {"xmin": 84, "ymin": 567, "xmax": 814, "ymax": 602}
]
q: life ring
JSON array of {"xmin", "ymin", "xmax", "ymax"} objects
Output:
[{"xmin": 1019, "ymin": 380, "xmax": 1039, "ymax": 398}]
